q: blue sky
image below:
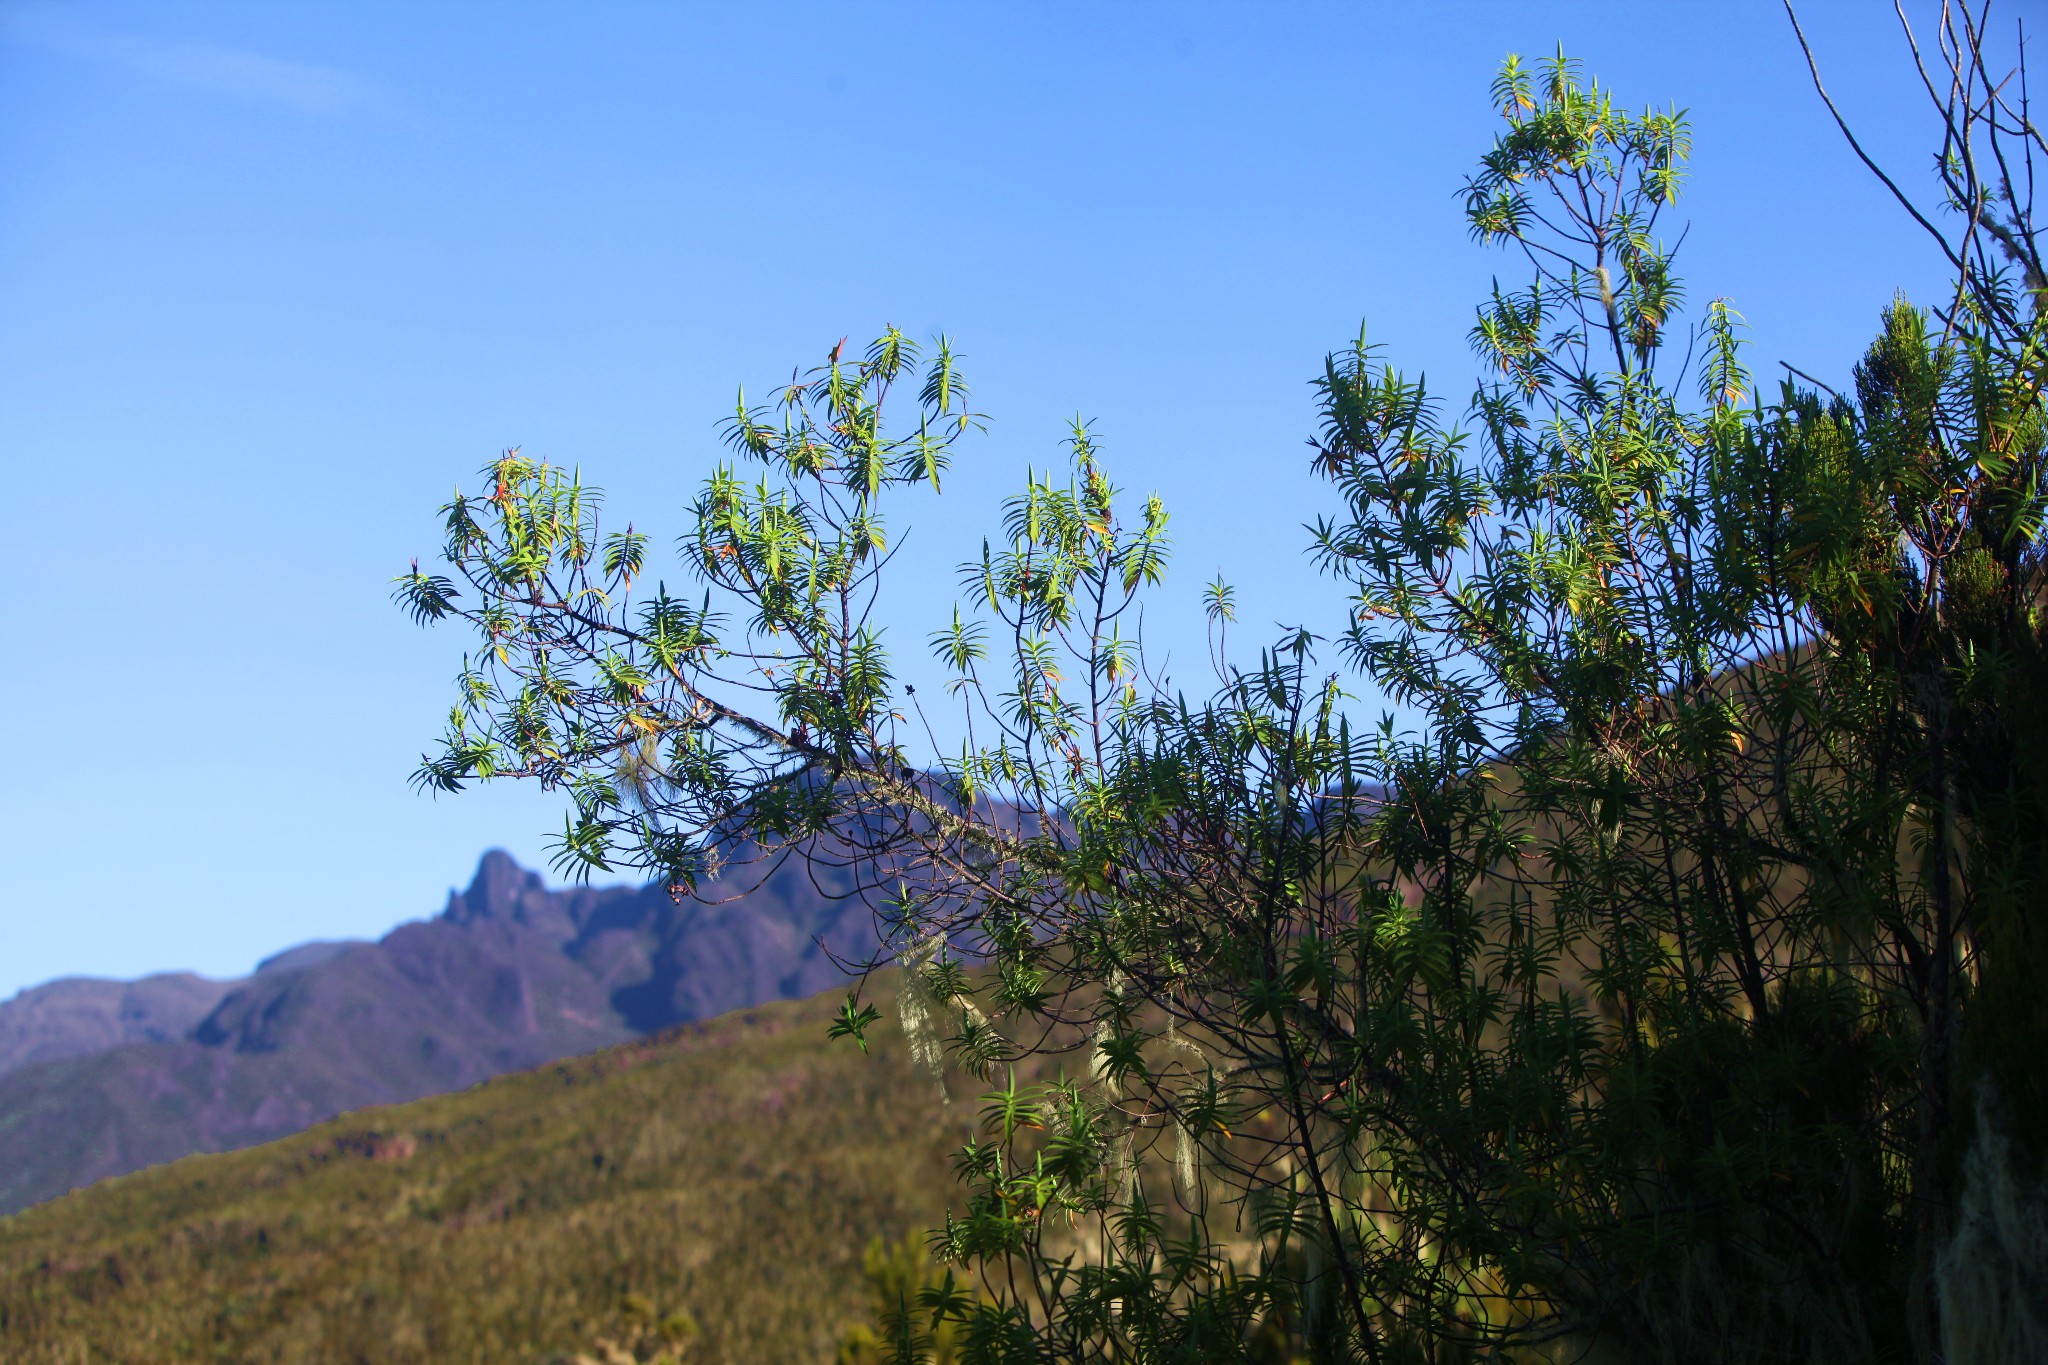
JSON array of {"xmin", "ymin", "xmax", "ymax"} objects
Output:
[{"xmin": 0, "ymin": 1, "xmax": 1963, "ymax": 997}]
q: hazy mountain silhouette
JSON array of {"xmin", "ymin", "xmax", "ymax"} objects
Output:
[
  {"xmin": 0, "ymin": 973, "xmax": 235, "ymax": 1077},
  {"xmin": 0, "ymin": 848, "xmax": 875, "ymax": 1214},
  {"xmin": 0, "ymin": 943, "xmax": 367, "ymax": 1081}
]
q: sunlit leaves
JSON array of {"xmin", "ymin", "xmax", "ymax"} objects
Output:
[
  {"xmin": 394, "ymin": 333, "xmax": 1005, "ymax": 894},
  {"xmin": 930, "ymin": 607, "xmax": 988, "ymax": 676},
  {"xmin": 828, "ymin": 993, "xmax": 884, "ymax": 1054},
  {"xmin": 392, "ymin": 561, "xmax": 458, "ymax": 624},
  {"xmin": 601, "ymin": 527, "xmax": 647, "ymax": 585}
]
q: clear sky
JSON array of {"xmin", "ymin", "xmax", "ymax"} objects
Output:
[{"xmin": 0, "ymin": 1, "xmax": 1968, "ymax": 998}]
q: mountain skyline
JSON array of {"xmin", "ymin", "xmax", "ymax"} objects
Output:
[
  {"xmin": 0, "ymin": 845, "xmax": 875, "ymax": 1214},
  {"xmin": 0, "ymin": 862, "xmax": 623, "ymax": 1015}
]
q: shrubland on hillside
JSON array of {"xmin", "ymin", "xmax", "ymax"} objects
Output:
[
  {"xmin": 0, "ymin": 984, "xmax": 964, "ymax": 1365},
  {"xmin": 0, "ymin": 849, "xmax": 876, "ymax": 1217}
]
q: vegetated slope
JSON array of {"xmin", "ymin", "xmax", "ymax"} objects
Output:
[
  {"xmin": 0, "ymin": 984, "xmax": 964, "ymax": 1365},
  {"xmin": 0, "ymin": 848, "xmax": 876, "ymax": 1216}
]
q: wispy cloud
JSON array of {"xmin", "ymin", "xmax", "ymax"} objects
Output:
[
  {"xmin": 4, "ymin": 9, "xmax": 377, "ymax": 116},
  {"xmin": 122, "ymin": 38, "xmax": 370, "ymax": 115}
]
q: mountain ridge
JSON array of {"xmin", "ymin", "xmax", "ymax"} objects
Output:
[
  {"xmin": 0, "ymin": 972, "xmax": 237, "ymax": 1077},
  {"xmin": 0, "ymin": 846, "xmax": 876, "ymax": 1214}
]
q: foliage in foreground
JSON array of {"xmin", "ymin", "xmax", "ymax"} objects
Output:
[
  {"xmin": 398, "ymin": 11, "xmax": 2048, "ymax": 1364},
  {"xmin": 836, "ymin": 1234, "xmax": 965, "ymax": 1365},
  {"xmin": 0, "ymin": 989, "xmax": 962, "ymax": 1365}
]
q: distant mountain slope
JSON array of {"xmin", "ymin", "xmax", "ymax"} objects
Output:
[
  {"xmin": 0, "ymin": 942, "xmax": 370, "ymax": 1081},
  {"xmin": 0, "ymin": 985, "xmax": 963, "ymax": 1365},
  {"xmin": 0, "ymin": 848, "xmax": 877, "ymax": 1215},
  {"xmin": 0, "ymin": 972, "xmax": 235, "ymax": 1076}
]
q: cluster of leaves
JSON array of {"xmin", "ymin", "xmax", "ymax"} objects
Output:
[
  {"xmin": 836, "ymin": 1234, "xmax": 966, "ymax": 1365},
  {"xmin": 400, "ymin": 24, "xmax": 2048, "ymax": 1365},
  {"xmin": 393, "ymin": 330, "xmax": 996, "ymax": 898}
]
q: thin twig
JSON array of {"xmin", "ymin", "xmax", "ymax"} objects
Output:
[{"xmin": 1785, "ymin": 2, "xmax": 1968, "ymax": 277}]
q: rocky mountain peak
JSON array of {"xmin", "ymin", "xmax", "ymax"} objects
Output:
[{"xmin": 0, "ymin": 846, "xmax": 878, "ymax": 1215}]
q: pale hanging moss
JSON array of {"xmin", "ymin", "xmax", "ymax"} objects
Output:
[
  {"xmin": 1938, "ymin": 1088, "xmax": 2048, "ymax": 1365},
  {"xmin": 895, "ymin": 933, "xmax": 954, "ymax": 1104},
  {"xmin": 1088, "ymin": 972, "xmax": 1127, "ymax": 1098},
  {"xmin": 1161, "ymin": 1014, "xmax": 1207, "ymax": 1067},
  {"xmin": 1087, "ymin": 1037, "xmax": 1117, "ymax": 1095},
  {"xmin": 1173, "ymin": 1116, "xmax": 1199, "ymax": 1198},
  {"xmin": 1114, "ymin": 1131, "xmax": 1140, "ymax": 1209},
  {"xmin": 1162, "ymin": 1012, "xmax": 1215, "ymax": 1200}
]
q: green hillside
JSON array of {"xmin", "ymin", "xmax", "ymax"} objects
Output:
[{"xmin": 0, "ymin": 985, "xmax": 965, "ymax": 1364}]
